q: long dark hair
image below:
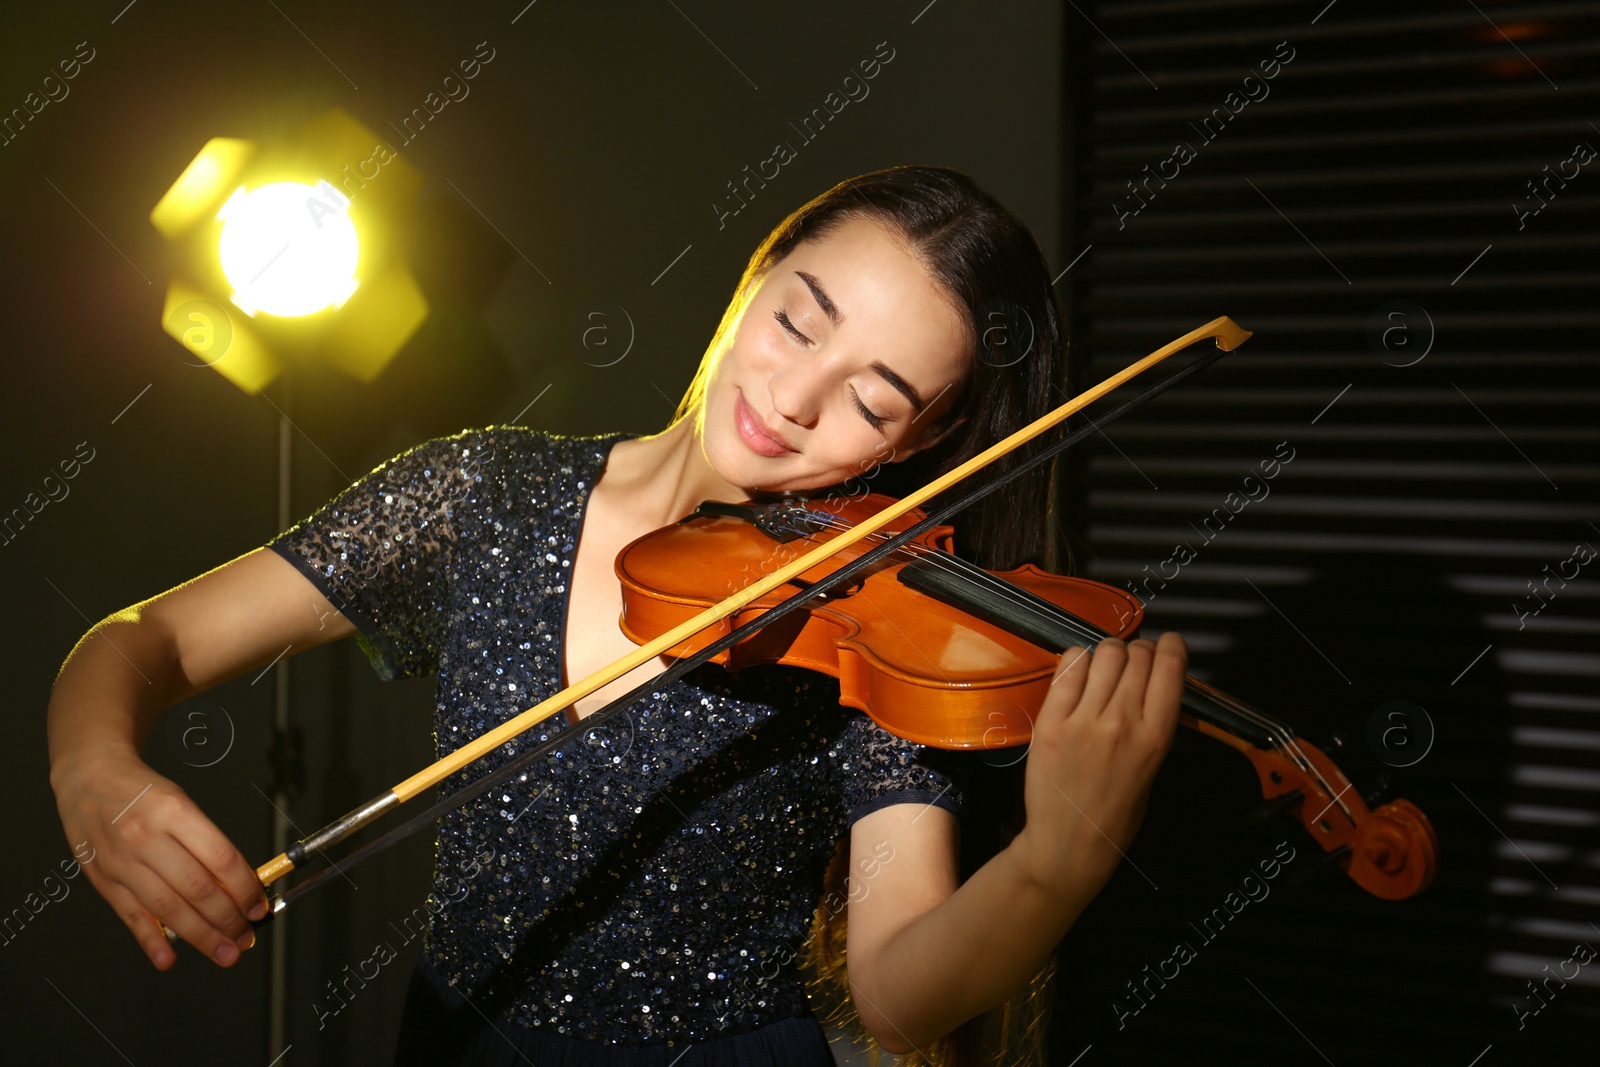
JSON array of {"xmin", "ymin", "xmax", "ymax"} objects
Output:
[
  {"xmin": 673, "ymin": 164, "xmax": 1068, "ymax": 572},
  {"xmin": 678, "ymin": 166, "xmax": 1069, "ymax": 1067}
]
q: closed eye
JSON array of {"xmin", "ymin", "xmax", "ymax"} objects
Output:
[
  {"xmin": 773, "ymin": 308, "xmax": 811, "ymax": 345},
  {"xmin": 850, "ymin": 385, "xmax": 888, "ymax": 430}
]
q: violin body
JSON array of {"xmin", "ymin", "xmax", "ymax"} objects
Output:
[
  {"xmin": 616, "ymin": 494, "xmax": 1142, "ymax": 750},
  {"xmin": 616, "ymin": 492, "xmax": 1440, "ymax": 900}
]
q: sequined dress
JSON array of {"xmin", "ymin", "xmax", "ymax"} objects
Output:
[{"xmin": 265, "ymin": 427, "xmax": 970, "ymax": 1066}]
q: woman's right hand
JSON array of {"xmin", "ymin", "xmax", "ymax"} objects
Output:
[
  {"xmin": 50, "ymin": 748, "xmax": 268, "ymax": 970},
  {"xmin": 45, "ymin": 549, "xmax": 359, "ymax": 969}
]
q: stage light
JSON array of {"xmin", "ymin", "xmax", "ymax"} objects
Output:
[{"xmin": 150, "ymin": 108, "xmax": 428, "ymax": 393}]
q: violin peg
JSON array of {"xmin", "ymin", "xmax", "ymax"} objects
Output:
[
  {"xmin": 1246, "ymin": 788, "xmax": 1304, "ymax": 825},
  {"xmin": 1363, "ymin": 773, "xmax": 1395, "ymax": 809},
  {"xmin": 1322, "ymin": 732, "xmax": 1347, "ymax": 753}
]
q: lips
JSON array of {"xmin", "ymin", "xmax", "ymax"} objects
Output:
[{"xmin": 733, "ymin": 390, "xmax": 796, "ymax": 457}]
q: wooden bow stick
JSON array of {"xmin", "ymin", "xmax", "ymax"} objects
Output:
[{"xmin": 249, "ymin": 315, "xmax": 1253, "ymax": 891}]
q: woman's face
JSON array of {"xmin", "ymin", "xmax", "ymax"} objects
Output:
[{"xmin": 699, "ymin": 215, "xmax": 970, "ymax": 495}]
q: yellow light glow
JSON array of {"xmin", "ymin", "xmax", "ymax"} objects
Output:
[
  {"xmin": 216, "ymin": 180, "xmax": 360, "ymax": 317},
  {"xmin": 149, "ymin": 137, "xmax": 255, "ymax": 241}
]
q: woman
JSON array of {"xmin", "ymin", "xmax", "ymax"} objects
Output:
[{"xmin": 48, "ymin": 166, "xmax": 1187, "ymax": 1066}]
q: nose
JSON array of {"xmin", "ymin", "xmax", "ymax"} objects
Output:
[{"xmin": 768, "ymin": 361, "xmax": 825, "ymax": 430}]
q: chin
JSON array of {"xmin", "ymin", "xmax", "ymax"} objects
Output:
[
  {"xmin": 699, "ymin": 426, "xmax": 772, "ymax": 492},
  {"xmin": 701, "ymin": 434, "xmax": 840, "ymax": 498}
]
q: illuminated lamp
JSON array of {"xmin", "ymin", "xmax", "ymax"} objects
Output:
[{"xmin": 150, "ymin": 108, "xmax": 428, "ymax": 392}]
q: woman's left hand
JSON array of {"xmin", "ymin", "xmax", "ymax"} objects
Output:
[{"xmin": 1009, "ymin": 633, "xmax": 1188, "ymax": 899}]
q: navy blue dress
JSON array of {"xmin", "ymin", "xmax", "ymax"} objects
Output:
[{"xmin": 266, "ymin": 428, "xmax": 969, "ymax": 1066}]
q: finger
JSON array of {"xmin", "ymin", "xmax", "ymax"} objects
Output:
[
  {"xmin": 172, "ymin": 818, "xmax": 270, "ymax": 924},
  {"xmin": 1142, "ymin": 631, "xmax": 1189, "ymax": 740},
  {"xmin": 101, "ymin": 880, "xmax": 177, "ymax": 970},
  {"xmin": 1108, "ymin": 638, "xmax": 1157, "ymax": 723},
  {"xmin": 155, "ymin": 834, "xmax": 253, "ymax": 941},
  {"xmin": 139, "ymin": 838, "xmax": 253, "ymax": 964},
  {"xmin": 1045, "ymin": 642, "xmax": 1093, "ymax": 720},
  {"xmin": 116, "ymin": 861, "xmax": 240, "ymax": 967},
  {"xmin": 1077, "ymin": 637, "xmax": 1128, "ymax": 719}
]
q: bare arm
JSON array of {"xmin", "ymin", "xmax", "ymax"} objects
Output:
[
  {"xmin": 845, "ymin": 634, "xmax": 1188, "ymax": 1054},
  {"xmin": 47, "ymin": 547, "xmax": 356, "ymax": 970}
]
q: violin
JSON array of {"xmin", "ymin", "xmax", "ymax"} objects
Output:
[{"xmin": 616, "ymin": 492, "xmax": 1439, "ymax": 902}]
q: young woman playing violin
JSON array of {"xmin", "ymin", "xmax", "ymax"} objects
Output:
[{"xmin": 47, "ymin": 165, "xmax": 1188, "ymax": 1067}]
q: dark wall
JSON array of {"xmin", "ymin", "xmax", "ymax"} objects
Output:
[
  {"xmin": 0, "ymin": 2, "xmax": 1061, "ymax": 1064},
  {"xmin": 1050, "ymin": 2, "xmax": 1598, "ymax": 1064}
]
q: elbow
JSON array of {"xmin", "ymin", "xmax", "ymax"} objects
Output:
[
  {"xmin": 872, "ymin": 1031, "xmax": 917, "ymax": 1057},
  {"xmin": 851, "ymin": 982, "xmax": 930, "ymax": 1057},
  {"xmin": 860, "ymin": 1010, "xmax": 914, "ymax": 1056},
  {"xmin": 865, "ymin": 1017, "xmax": 947, "ymax": 1058}
]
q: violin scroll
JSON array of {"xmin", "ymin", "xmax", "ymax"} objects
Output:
[
  {"xmin": 1234, "ymin": 733, "xmax": 1438, "ymax": 900},
  {"xmin": 1347, "ymin": 798, "xmax": 1438, "ymax": 900}
]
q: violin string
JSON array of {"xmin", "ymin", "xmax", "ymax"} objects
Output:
[
  {"xmin": 817, "ymin": 522, "xmax": 1337, "ymax": 798},
  {"xmin": 877, "ymin": 526, "xmax": 1317, "ymax": 776},
  {"xmin": 794, "ymin": 515, "xmax": 1319, "ymax": 777},
  {"xmin": 861, "ymin": 525, "xmax": 1331, "ymax": 793}
]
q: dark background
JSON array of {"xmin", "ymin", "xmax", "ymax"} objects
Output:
[{"xmin": 2, "ymin": 1, "xmax": 1593, "ymax": 1065}]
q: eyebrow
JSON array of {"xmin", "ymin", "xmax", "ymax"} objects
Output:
[
  {"xmin": 795, "ymin": 270, "xmax": 843, "ymax": 328},
  {"xmin": 870, "ymin": 360, "xmax": 925, "ymax": 413}
]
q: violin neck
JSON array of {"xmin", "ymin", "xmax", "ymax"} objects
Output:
[{"xmin": 896, "ymin": 555, "xmax": 1280, "ymax": 750}]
